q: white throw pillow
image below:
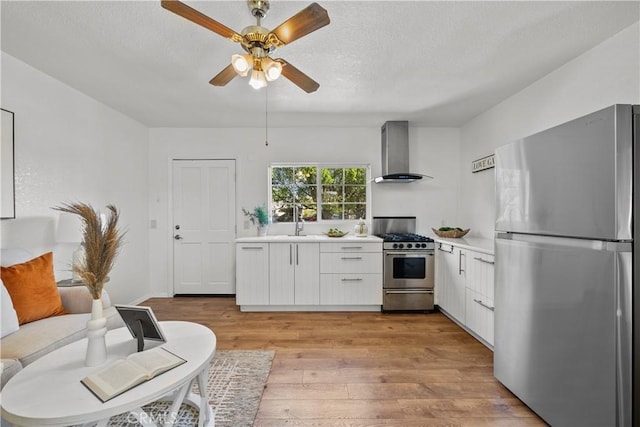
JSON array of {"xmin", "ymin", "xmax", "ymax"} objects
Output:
[{"xmin": 1, "ymin": 279, "xmax": 20, "ymax": 338}]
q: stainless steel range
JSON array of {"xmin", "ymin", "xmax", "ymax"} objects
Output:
[{"xmin": 373, "ymin": 217, "xmax": 435, "ymax": 312}]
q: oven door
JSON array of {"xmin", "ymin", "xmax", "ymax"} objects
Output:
[{"xmin": 383, "ymin": 251, "xmax": 434, "ymax": 289}]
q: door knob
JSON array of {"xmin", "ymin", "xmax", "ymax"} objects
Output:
[{"xmin": 174, "ymin": 234, "xmax": 183, "ymax": 240}]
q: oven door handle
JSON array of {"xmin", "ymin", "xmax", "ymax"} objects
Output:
[
  {"xmin": 384, "ymin": 289, "xmax": 433, "ymax": 294},
  {"xmin": 385, "ymin": 252, "xmax": 433, "ymax": 257}
]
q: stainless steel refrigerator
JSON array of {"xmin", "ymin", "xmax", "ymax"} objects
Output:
[{"xmin": 494, "ymin": 104, "xmax": 638, "ymax": 427}]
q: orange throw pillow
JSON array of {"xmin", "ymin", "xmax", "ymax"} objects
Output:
[{"xmin": 1, "ymin": 252, "xmax": 66, "ymax": 325}]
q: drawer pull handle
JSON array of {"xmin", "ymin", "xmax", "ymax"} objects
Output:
[
  {"xmin": 341, "ymin": 278, "xmax": 363, "ymax": 282},
  {"xmin": 241, "ymin": 247, "xmax": 264, "ymax": 250},
  {"xmin": 473, "ymin": 257, "xmax": 495, "ymax": 265},
  {"xmin": 341, "ymin": 257, "xmax": 363, "ymax": 260},
  {"xmin": 473, "ymin": 298, "xmax": 495, "ymax": 311},
  {"xmin": 438, "ymin": 243, "xmax": 454, "ymax": 253},
  {"xmin": 341, "ymin": 246, "xmax": 363, "ymax": 250}
]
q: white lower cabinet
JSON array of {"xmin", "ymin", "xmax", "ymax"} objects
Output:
[
  {"xmin": 236, "ymin": 243, "xmax": 269, "ymax": 305},
  {"xmin": 236, "ymin": 238, "xmax": 382, "ymax": 310},
  {"xmin": 435, "ymin": 243, "xmax": 466, "ymax": 323},
  {"xmin": 464, "ymin": 251, "xmax": 495, "ymax": 345},
  {"xmin": 320, "ymin": 274, "xmax": 382, "ymax": 304},
  {"xmin": 269, "ymin": 242, "xmax": 320, "ymax": 305},
  {"xmin": 319, "ymin": 243, "xmax": 382, "ymax": 305},
  {"xmin": 435, "ymin": 240, "xmax": 495, "ymax": 347},
  {"xmin": 465, "ymin": 288, "xmax": 495, "ymax": 345}
]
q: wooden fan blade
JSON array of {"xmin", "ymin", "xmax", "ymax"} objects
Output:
[
  {"xmin": 161, "ymin": 0, "xmax": 242, "ymax": 42},
  {"xmin": 269, "ymin": 3, "xmax": 330, "ymax": 46},
  {"xmin": 276, "ymin": 59, "xmax": 320, "ymax": 93},
  {"xmin": 209, "ymin": 64, "xmax": 238, "ymax": 86}
]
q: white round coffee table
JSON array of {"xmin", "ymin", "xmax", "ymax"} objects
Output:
[{"xmin": 1, "ymin": 321, "xmax": 216, "ymax": 426}]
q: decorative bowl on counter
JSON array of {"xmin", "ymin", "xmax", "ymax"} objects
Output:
[
  {"xmin": 432, "ymin": 227, "xmax": 470, "ymax": 238},
  {"xmin": 323, "ymin": 230, "xmax": 349, "ymax": 238}
]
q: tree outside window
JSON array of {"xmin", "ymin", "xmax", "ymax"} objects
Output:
[{"xmin": 271, "ymin": 165, "xmax": 368, "ymax": 223}]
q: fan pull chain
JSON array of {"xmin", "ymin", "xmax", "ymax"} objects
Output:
[{"xmin": 265, "ymin": 86, "xmax": 269, "ymax": 146}]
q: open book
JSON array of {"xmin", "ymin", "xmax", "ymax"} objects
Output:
[{"xmin": 81, "ymin": 347, "xmax": 186, "ymax": 402}]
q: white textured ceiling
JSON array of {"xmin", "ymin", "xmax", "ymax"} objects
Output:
[{"xmin": 2, "ymin": 1, "xmax": 639, "ymax": 128}]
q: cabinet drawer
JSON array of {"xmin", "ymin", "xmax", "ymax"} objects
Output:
[
  {"xmin": 320, "ymin": 242, "xmax": 381, "ymax": 253},
  {"xmin": 320, "ymin": 274, "xmax": 382, "ymax": 305},
  {"xmin": 466, "ymin": 251, "xmax": 495, "ymax": 299},
  {"xmin": 465, "ymin": 288, "xmax": 494, "ymax": 346},
  {"xmin": 320, "ymin": 252, "xmax": 382, "ymax": 274}
]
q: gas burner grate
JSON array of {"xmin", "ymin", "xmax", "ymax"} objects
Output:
[{"xmin": 377, "ymin": 233, "xmax": 434, "ymax": 243}]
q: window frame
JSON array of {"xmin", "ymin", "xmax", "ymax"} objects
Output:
[{"xmin": 268, "ymin": 163, "xmax": 371, "ymax": 224}]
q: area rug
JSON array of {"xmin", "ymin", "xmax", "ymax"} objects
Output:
[{"xmin": 105, "ymin": 350, "xmax": 275, "ymax": 427}]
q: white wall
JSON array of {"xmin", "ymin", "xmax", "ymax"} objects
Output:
[
  {"xmin": 148, "ymin": 126, "xmax": 460, "ymax": 296},
  {"xmin": 459, "ymin": 22, "xmax": 640, "ymax": 239},
  {"xmin": 0, "ymin": 52, "xmax": 150, "ymax": 305},
  {"xmin": 4, "ymin": 20, "xmax": 637, "ymax": 301}
]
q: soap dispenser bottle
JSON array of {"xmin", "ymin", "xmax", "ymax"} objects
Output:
[{"xmin": 354, "ymin": 218, "xmax": 368, "ymax": 237}]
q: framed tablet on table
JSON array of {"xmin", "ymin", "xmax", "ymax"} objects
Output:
[{"xmin": 115, "ymin": 305, "xmax": 166, "ymax": 351}]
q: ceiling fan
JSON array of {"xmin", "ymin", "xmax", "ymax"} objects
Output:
[{"xmin": 161, "ymin": 0, "xmax": 330, "ymax": 93}]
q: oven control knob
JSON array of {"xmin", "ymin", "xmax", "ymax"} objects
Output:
[
  {"xmin": 398, "ymin": 244, "xmax": 404, "ymax": 249},
  {"xmin": 419, "ymin": 243, "xmax": 426, "ymax": 248},
  {"xmin": 393, "ymin": 243, "xmax": 399, "ymax": 249},
  {"xmin": 407, "ymin": 244, "xmax": 413, "ymax": 249}
]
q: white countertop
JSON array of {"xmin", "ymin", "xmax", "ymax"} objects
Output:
[
  {"xmin": 236, "ymin": 234, "xmax": 383, "ymax": 243},
  {"xmin": 433, "ymin": 236, "xmax": 494, "ymax": 255}
]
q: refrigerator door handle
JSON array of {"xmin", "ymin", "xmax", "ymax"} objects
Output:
[{"xmin": 497, "ymin": 232, "xmax": 631, "ymax": 253}]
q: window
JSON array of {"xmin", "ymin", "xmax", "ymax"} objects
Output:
[{"xmin": 270, "ymin": 165, "xmax": 368, "ymax": 223}]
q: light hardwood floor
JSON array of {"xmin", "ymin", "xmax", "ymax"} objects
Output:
[{"xmin": 142, "ymin": 296, "xmax": 547, "ymax": 426}]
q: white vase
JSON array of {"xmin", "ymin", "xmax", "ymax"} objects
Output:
[
  {"xmin": 257, "ymin": 225, "xmax": 268, "ymax": 237},
  {"xmin": 85, "ymin": 298, "xmax": 108, "ymax": 366}
]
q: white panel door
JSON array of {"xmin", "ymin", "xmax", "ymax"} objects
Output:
[{"xmin": 172, "ymin": 159, "xmax": 236, "ymax": 294}]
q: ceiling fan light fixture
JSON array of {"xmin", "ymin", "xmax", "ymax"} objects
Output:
[
  {"xmin": 249, "ymin": 69, "xmax": 267, "ymax": 89},
  {"xmin": 262, "ymin": 57, "xmax": 282, "ymax": 81},
  {"xmin": 231, "ymin": 53, "xmax": 252, "ymax": 76},
  {"xmin": 162, "ymin": 0, "xmax": 329, "ymax": 93}
]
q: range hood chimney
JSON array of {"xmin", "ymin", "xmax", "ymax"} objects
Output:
[{"xmin": 374, "ymin": 121, "xmax": 433, "ymax": 183}]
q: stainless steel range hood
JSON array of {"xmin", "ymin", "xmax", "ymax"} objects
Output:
[{"xmin": 374, "ymin": 121, "xmax": 433, "ymax": 183}]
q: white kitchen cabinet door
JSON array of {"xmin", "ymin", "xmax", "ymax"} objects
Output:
[
  {"xmin": 466, "ymin": 251, "xmax": 495, "ymax": 300},
  {"xmin": 319, "ymin": 252, "xmax": 382, "ymax": 274},
  {"xmin": 236, "ymin": 243, "xmax": 269, "ymax": 305},
  {"xmin": 436, "ymin": 244, "xmax": 466, "ymax": 323},
  {"xmin": 320, "ymin": 274, "xmax": 382, "ymax": 305},
  {"xmin": 320, "ymin": 242, "xmax": 382, "ymax": 253},
  {"xmin": 293, "ymin": 243, "xmax": 320, "ymax": 305},
  {"xmin": 465, "ymin": 288, "xmax": 495, "ymax": 345},
  {"xmin": 269, "ymin": 243, "xmax": 295, "ymax": 305},
  {"xmin": 269, "ymin": 242, "xmax": 320, "ymax": 305}
]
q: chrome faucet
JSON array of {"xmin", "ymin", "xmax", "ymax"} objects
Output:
[{"xmin": 293, "ymin": 204, "xmax": 305, "ymax": 236}]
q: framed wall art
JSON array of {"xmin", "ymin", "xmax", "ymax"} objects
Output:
[
  {"xmin": 1, "ymin": 108, "xmax": 15, "ymax": 219},
  {"xmin": 472, "ymin": 154, "xmax": 495, "ymax": 173}
]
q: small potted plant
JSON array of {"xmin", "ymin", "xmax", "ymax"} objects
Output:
[{"xmin": 243, "ymin": 205, "xmax": 270, "ymax": 236}]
